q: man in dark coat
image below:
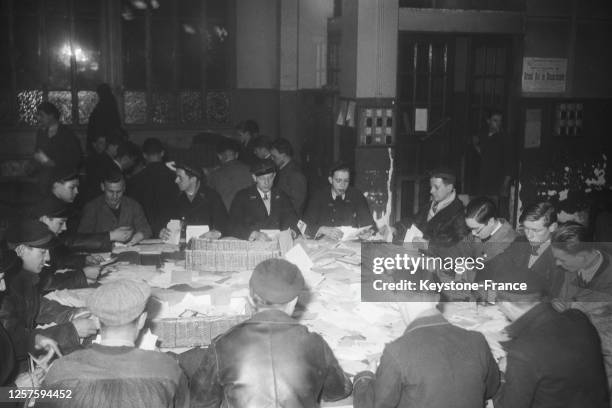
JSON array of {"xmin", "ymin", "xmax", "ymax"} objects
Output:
[
  {"xmin": 495, "ymin": 288, "xmax": 609, "ymax": 407},
  {"xmin": 0, "ymin": 221, "xmax": 97, "ymax": 361},
  {"xmin": 207, "ymin": 138, "xmax": 253, "ymax": 211},
  {"xmin": 228, "ymin": 160, "xmax": 299, "ymax": 240},
  {"xmin": 127, "ymin": 138, "xmax": 178, "ymax": 236},
  {"xmin": 190, "ymin": 259, "xmax": 352, "ymax": 407},
  {"xmin": 353, "ymin": 276, "xmax": 500, "ymax": 408},
  {"xmin": 303, "ymin": 162, "xmax": 375, "ymax": 240},
  {"xmin": 236, "ymin": 119, "xmax": 260, "ymax": 167},
  {"xmin": 387, "ymin": 167, "xmax": 467, "ymax": 252},
  {"xmin": 270, "ymin": 138, "xmax": 307, "ymax": 216},
  {"xmin": 486, "ymin": 201, "xmax": 565, "ymax": 298},
  {"xmin": 158, "ymin": 158, "xmax": 228, "ymax": 241}
]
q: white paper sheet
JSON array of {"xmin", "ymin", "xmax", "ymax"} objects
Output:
[
  {"xmin": 186, "ymin": 225, "xmax": 210, "ymax": 243},
  {"xmin": 165, "ymin": 219, "xmax": 181, "ymax": 245},
  {"xmin": 260, "ymin": 229, "xmax": 280, "ymax": 240},
  {"xmin": 338, "ymin": 225, "xmax": 371, "ymax": 241},
  {"xmin": 403, "ymin": 224, "xmax": 423, "ymax": 243}
]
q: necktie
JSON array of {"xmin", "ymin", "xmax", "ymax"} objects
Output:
[
  {"xmin": 431, "ymin": 201, "xmax": 439, "ymax": 214},
  {"xmin": 263, "ymin": 193, "xmax": 270, "ymax": 215},
  {"xmin": 335, "ymin": 195, "xmax": 344, "ymax": 203}
]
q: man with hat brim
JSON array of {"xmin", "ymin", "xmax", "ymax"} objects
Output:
[
  {"xmin": 158, "ymin": 157, "xmax": 228, "ymax": 241},
  {"xmin": 25, "ymin": 196, "xmax": 105, "ymax": 292},
  {"xmin": 0, "ymin": 220, "xmax": 97, "ymax": 363},
  {"xmin": 126, "ymin": 138, "xmax": 178, "ymax": 236},
  {"xmin": 190, "ymin": 259, "xmax": 352, "ymax": 407},
  {"xmin": 228, "ymin": 159, "xmax": 299, "ymax": 240},
  {"xmin": 384, "ymin": 167, "xmax": 468, "ymax": 252},
  {"xmin": 494, "ymin": 285, "xmax": 609, "ymax": 407},
  {"xmin": 78, "ymin": 170, "xmax": 152, "ymax": 245},
  {"xmin": 42, "ymin": 279, "xmax": 189, "ymax": 408},
  {"xmin": 353, "ymin": 270, "xmax": 500, "ymax": 408},
  {"xmin": 302, "ymin": 162, "xmax": 376, "ymax": 240}
]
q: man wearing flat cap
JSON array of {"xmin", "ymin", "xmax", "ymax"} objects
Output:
[
  {"xmin": 0, "ymin": 220, "xmax": 97, "ymax": 364},
  {"xmin": 42, "ymin": 279, "xmax": 189, "ymax": 408},
  {"xmin": 190, "ymin": 259, "xmax": 352, "ymax": 407},
  {"xmin": 207, "ymin": 137, "xmax": 253, "ymax": 211},
  {"xmin": 158, "ymin": 157, "xmax": 228, "ymax": 241},
  {"xmin": 79, "ymin": 169, "xmax": 152, "ymax": 245},
  {"xmin": 303, "ymin": 162, "xmax": 375, "ymax": 240},
  {"xmin": 494, "ymin": 285, "xmax": 609, "ymax": 407},
  {"xmin": 385, "ymin": 167, "xmax": 467, "ymax": 252},
  {"xmin": 228, "ymin": 159, "xmax": 299, "ymax": 240}
]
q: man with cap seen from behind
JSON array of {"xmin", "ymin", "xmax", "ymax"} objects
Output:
[
  {"xmin": 158, "ymin": 156, "xmax": 228, "ymax": 241},
  {"xmin": 228, "ymin": 159, "xmax": 299, "ymax": 240},
  {"xmin": 42, "ymin": 279, "xmax": 189, "ymax": 408},
  {"xmin": 207, "ymin": 137, "xmax": 253, "ymax": 211},
  {"xmin": 190, "ymin": 258, "xmax": 352, "ymax": 407}
]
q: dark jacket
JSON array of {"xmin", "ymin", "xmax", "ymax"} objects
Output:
[
  {"xmin": 485, "ymin": 237, "xmax": 565, "ymax": 297},
  {"xmin": 190, "ymin": 309, "xmax": 352, "ymax": 408},
  {"xmin": 207, "ymin": 160, "xmax": 253, "ymax": 211},
  {"xmin": 127, "ymin": 161, "xmax": 178, "ymax": 236},
  {"xmin": 169, "ymin": 185, "xmax": 229, "ymax": 235},
  {"xmin": 353, "ymin": 311, "xmax": 499, "ymax": 408},
  {"xmin": 303, "ymin": 186, "xmax": 375, "ymax": 237},
  {"xmin": 276, "ymin": 160, "xmax": 308, "ymax": 216},
  {"xmin": 395, "ymin": 197, "xmax": 468, "ymax": 251},
  {"xmin": 0, "ymin": 269, "xmax": 81, "ymax": 360},
  {"xmin": 0, "ymin": 313, "xmax": 16, "ymax": 385},
  {"xmin": 78, "ymin": 195, "xmax": 152, "ymax": 239},
  {"xmin": 495, "ymin": 303, "xmax": 609, "ymax": 408},
  {"xmin": 35, "ymin": 124, "xmax": 83, "ymax": 171},
  {"xmin": 81, "ymin": 153, "xmax": 118, "ymax": 204},
  {"xmin": 475, "ymin": 129, "xmax": 515, "ymax": 196},
  {"xmin": 228, "ymin": 186, "xmax": 299, "ymax": 240}
]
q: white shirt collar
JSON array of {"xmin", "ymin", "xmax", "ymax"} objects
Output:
[
  {"xmin": 579, "ymin": 250, "xmax": 603, "ymax": 283},
  {"xmin": 257, "ymin": 188, "xmax": 271, "ymax": 199},
  {"xmin": 331, "ymin": 189, "xmax": 345, "ymax": 201}
]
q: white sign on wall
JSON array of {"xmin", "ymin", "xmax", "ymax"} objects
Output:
[{"xmin": 521, "ymin": 57, "xmax": 567, "ymax": 93}]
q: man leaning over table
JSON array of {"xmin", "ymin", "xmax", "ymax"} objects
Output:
[
  {"xmin": 78, "ymin": 169, "xmax": 152, "ymax": 246},
  {"xmin": 0, "ymin": 220, "xmax": 97, "ymax": 363},
  {"xmin": 302, "ymin": 162, "xmax": 375, "ymax": 240},
  {"xmin": 190, "ymin": 259, "xmax": 352, "ymax": 407},
  {"xmin": 228, "ymin": 159, "xmax": 299, "ymax": 241},
  {"xmin": 494, "ymin": 282, "xmax": 609, "ymax": 407},
  {"xmin": 159, "ymin": 157, "xmax": 228, "ymax": 241},
  {"xmin": 42, "ymin": 279, "xmax": 189, "ymax": 408},
  {"xmin": 353, "ymin": 270, "xmax": 500, "ymax": 408},
  {"xmin": 381, "ymin": 167, "xmax": 467, "ymax": 252},
  {"xmin": 551, "ymin": 222, "xmax": 612, "ymax": 394}
]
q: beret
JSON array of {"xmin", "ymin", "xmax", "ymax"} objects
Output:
[
  {"xmin": 250, "ymin": 159, "xmax": 276, "ymax": 176},
  {"xmin": 4, "ymin": 220, "xmax": 58, "ymax": 249},
  {"xmin": 51, "ymin": 166, "xmax": 79, "ymax": 183},
  {"xmin": 250, "ymin": 259, "xmax": 304, "ymax": 304},
  {"xmin": 175, "ymin": 158, "xmax": 204, "ymax": 180},
  {"xmin": 87, "ymin": 279, "xmax": 151, "ymax": 326}
]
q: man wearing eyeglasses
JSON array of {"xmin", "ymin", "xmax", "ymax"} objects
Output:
[{"xmin": 487, "ymin": 201, "xmax": 565, "ymax": 297}]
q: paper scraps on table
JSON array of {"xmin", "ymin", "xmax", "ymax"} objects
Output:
[
  {"xmin": 186, "ymin": 225, "xmax": 209, "ymax": 243},
  {"xmin": 338, "ymin": 225, "xmax": 371, "ymax": 241}
]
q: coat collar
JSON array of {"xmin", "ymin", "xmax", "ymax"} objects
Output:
[
  {"xmin": 248, "ymin": 309, "xmax": 299, "ymax": 325},
  {"xmin": 403, "ymin": 309, "xmax": 450, "ymax": 335}
]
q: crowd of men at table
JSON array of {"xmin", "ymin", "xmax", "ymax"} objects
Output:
[{"xmin": 0, "ymin": 101, "xmax": 611, "ymax": 407}]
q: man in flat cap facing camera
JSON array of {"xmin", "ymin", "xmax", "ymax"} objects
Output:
[
  {"xmin": 384, "ymin": 167, "xmax": 467, "ymax": 252},
  {"xmin": 42, "ymin": 279, "xmax": 189, "ymax": 408},
  {"xmin": 228, "ymin": 159, "xmax": 299, "ymax": 240},
  {"xmin": 190, "ymin": 259, "xmax": 352, "ymax": 407},
  {"xmin": 78, "ymin": 170, "xmax": 152, "ymax": 246},
  {"xmin": 303, "ymin": 162, "xmax": 375, "ymax": 240},
  {"xmin": 494, "ymin": 285, "xmax": 609, "ymax": 407},
  {"xmin": 353, "ymin": 271, "xmax": 499, "ymax": 408},
  {"xmin": 158, "ymin": 158, "xmax": 228, "ymax": 241},
  {"xmin": 0, "ymin": 220, "xmax": 97, "ymax": 363}
]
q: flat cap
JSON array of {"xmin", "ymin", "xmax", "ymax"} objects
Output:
[
  {"xmin": 4, "ymin": 220, "xmax": 58, "ymax": 249},
  {"xmin": 175, "ymin": 157, "xmax": 204, "ymax": 180},
  {"xmin": 87, "ymin": 279, "xmax": 151, "ymax": 326},
  {"xmin": 26, "ymin": 196, "xmax": 70, "ymax": 219},
  {"xmin": 250, "ymin": 259, "xmax": 304, "ymax": 304},
  {"xmin": 250, "ymin": 159, "xmax": 276, "ymax": 176},
  {"xmin": 51, "ymin": 166, "xmax": 79, "ymax": 183}
]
